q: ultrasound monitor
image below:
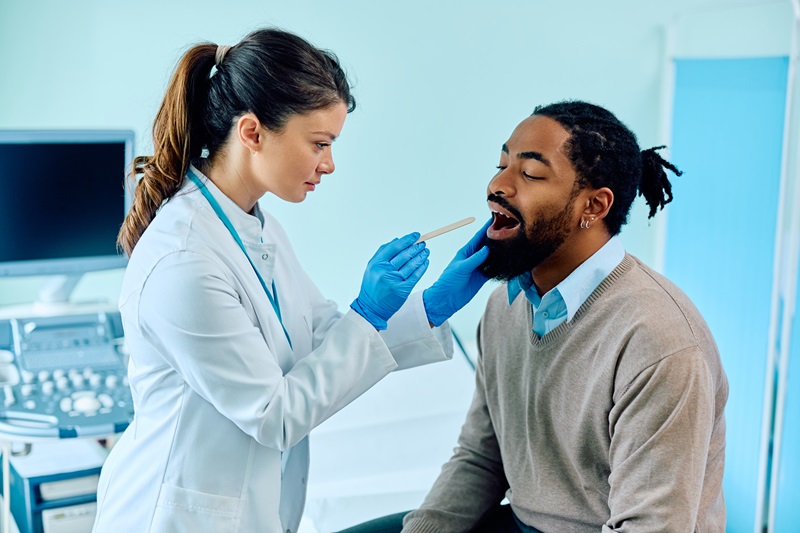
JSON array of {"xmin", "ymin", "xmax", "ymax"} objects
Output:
[{"xmin": 0, "ymin": 130, "xmax": 134, "ymax": 304}]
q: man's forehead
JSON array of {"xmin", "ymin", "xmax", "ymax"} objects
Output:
[{"xmin": 504, "ymin": 115, "xmax": 570, "ymax": 156}]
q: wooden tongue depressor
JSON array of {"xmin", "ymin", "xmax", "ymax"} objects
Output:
[{"xmin": 415, "ymin": 217, "xmax": 476, "ymax": 244}]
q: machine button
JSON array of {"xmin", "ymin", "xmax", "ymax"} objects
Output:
[
  {"xmin": 3, "ymin": 386, "xmax": 15, "ymax": 407},
  {"xmin": 60, "ymin": 397, "xmax": 73, "ymax": 412},
  {"xmin": 20, "ymin": 384, "xmax": 34, "ymax": 397},
  {"xmin": 53, "ymin": 369, "xmax": 66, "ymax": 380},
  {"xmin": 105, "ymin": 375, "xmax": 119, "ymax": 388},
  {"xmin": 20, "ymin": 370, "xmax": 35, "ymax": 384},
  {"xmin": 73, "ymin": 396, "xmax": 101, "ymax": 414},
  {"xmin": 23, "ymin": 400, "xmax": 36, "ymax": 410},
  {"xmin": 98, "ymin": 394, "xmax": 114, "ymax": 408},
  {"xmin": 41, "ymin": 381, "xmax": 54, "ymax": 395},
  {"xmin": 56, "ymin": 376, "xmax": 70, "ymax": 391},
  {"xmin": 37, "ymin": 370, "xmax": 50, "ymax": 383},
  {"xmin": 89, "ymin": 374, "xmax": 102, "ymax": 388}
]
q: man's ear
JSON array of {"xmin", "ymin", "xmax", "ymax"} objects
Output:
[
  {"xmin": 584, "ymin": 187, "xmax": 614, "ymax": 221},
  {"xmin": 236, "ymin": 113, "xmax": 264, "ymax": 154}
]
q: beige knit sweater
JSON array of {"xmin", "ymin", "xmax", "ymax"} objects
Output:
[{"xmin": 404, "ymin": 255, "xmax": 728, "ymax": 533}]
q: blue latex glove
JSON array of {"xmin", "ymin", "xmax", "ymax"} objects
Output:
[
  {"xmin": 422, "ymin": 219, "xmax": 491, "ymax": 327},
  {"xmin": 351, "ymin": 232, "xmax": 430, "ymax": 330}
]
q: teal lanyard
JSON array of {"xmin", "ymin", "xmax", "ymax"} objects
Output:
[{"xmin": 187, "ymin": 169, "xmax": 293, "ymax": 350}]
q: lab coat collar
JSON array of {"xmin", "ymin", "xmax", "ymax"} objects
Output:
[{"xmin": 186, "ymin": 163, "xmax": 266, "ymax": 246}]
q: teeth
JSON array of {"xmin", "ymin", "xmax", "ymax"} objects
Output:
[{"xmin": 490, "ymin": 206, "xmax": 517, "ymax": 221}]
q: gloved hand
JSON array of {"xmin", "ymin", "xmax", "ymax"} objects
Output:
[
  {"xmin": 351, "ymin": 232, "xmax": 430, "ymax": 330},
  {"xmin": 423, "ymin": 219, "xmax": 491, "ymax": 327}
]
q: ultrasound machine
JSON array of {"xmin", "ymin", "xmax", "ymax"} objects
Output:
[{"xmin": 0, "ymin": 130, "xmax": 135, "ymax": 533}]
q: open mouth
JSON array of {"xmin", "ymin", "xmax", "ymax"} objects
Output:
[{"xmin": 488, "ymin": 205, "xmax": 521, "ymax": 239}]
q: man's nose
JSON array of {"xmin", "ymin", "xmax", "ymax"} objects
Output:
[{"xmin": 488, "ymin": 167, "xmax": 514, "ymax": 196}]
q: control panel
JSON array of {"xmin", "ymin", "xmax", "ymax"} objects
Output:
[{"xmin": 0, "ymin": 312, "xmax": 133, "ymax": 438}]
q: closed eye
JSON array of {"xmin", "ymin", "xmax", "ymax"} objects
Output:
[{"xmin": 523, "ymin": 172, "xmax": 545, "ymax": 180}]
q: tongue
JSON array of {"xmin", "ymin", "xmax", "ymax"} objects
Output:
[
  {"xmin": 488, "ymin": 213, "xmax": 520, "ymax": 240},
  {"xmin": 493, "ymin": 212, "xmax": 519, "ymax": 230}
]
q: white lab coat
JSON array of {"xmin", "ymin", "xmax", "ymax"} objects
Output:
[{"xmin": 92, "ymin": 167, "xmax": 453, "ymax": 533}]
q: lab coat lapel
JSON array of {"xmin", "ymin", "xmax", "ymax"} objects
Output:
[{"xmin": 242, "ymin": 241, "xmax": 295, "ymax": 373}]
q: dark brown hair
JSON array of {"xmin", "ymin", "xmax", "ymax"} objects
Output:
[{"xmin": 118, "ymin": 28, "xmax": 355, "ymax": 256}]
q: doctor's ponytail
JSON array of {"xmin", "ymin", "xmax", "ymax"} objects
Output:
[
  {"xmin": 118, "ymin": 28, "xmax": 356, "ymax": 256},
  {"xmin": 118, "ymin": 44, "xmax": 215, "ymax": 257}
]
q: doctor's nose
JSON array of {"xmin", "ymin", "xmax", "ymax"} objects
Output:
[{"xmin": 318, "ymin": 152, "xmax": 335, "ymax": 175}]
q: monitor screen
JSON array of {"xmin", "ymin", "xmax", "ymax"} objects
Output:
[{"xmin": 0, "ymin": 130, "xmax": 134, "ymax": 277}]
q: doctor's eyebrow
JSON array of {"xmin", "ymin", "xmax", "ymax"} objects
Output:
[
  {"xmin": 501, "ymin": 143, "xmax": 551, "ymax": 167},
  {"xmin": 313, "ymin": 131, "xmax": 338, "ymax": 141}
]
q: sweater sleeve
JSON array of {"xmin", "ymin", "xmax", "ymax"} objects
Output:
[
  {"xmin": 604, "ymin": 346, "xmax": 716, "ymax": 533},
  {"xmin": 402, "ymin": 338, "xmax": 508, "ymax": 533}
]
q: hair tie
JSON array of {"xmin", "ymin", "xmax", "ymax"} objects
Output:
[{"xmin": 215, "ymin": 45, "xmax": 231, "ymax": 66}]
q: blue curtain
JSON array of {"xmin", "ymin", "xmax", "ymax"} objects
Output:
[{"xmin": 666, "ymin": 57, "xmax": 789, "ymax": 532}]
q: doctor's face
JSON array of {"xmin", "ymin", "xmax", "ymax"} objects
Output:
[{"xmin": 257, "ymin": 101, "xmax": 348, "ymax": 203}]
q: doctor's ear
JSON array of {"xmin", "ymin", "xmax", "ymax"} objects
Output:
[{"xmin": 236, "ymin": 114, "xmax": 265, "ymax": 154}]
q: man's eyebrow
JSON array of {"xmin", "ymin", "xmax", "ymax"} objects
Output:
[{"xmin": 501, "ymin": 143, "xmax": 551, "ymax": 167}]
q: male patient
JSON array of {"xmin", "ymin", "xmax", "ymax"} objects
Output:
[{"xmin": 340, "ymin": 100, "xmax": 728, "ymax": 533}]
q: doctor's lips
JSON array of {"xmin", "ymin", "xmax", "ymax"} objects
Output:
[{"xmin": 487, "ymin": 195, "xmax": 521, "ymax": 238}]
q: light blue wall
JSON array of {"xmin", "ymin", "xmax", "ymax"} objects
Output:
[{"xmin": 2, "ymin": 0, "xmax": 788, "ymax": 344}]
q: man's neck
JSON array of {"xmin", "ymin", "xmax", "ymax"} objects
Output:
[{"xmin": 531, "ymin": 233, "xmax": 612, "ymax": 295}]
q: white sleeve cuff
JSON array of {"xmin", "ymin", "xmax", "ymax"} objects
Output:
[{"xmin": 380, "ymin": 292, "xmax": 454, "ymax": 371}]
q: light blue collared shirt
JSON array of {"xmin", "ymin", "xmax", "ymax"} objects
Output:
[{"xmin": 507, "ymin": 236, "xmax": 625, "ymax": 337}]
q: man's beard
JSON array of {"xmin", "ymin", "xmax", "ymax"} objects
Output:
[{"xmin": 479, "ymin": 194, "xmax": 576, "ymax": 282}]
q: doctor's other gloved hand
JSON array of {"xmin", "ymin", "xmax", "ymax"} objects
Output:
[
  {"xmin": 351, "ymin": 232, "xmax": 430, "ymax": 330},
  {"xmin": 422, "ymin": 219, "xmax": 491, "ymax": 327}
]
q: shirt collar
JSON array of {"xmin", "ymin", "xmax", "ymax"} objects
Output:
[
  {"xmin": 507, "ymin": 236, "xmax": 625, "ymax": 321},
  {"xmin": 507, "ymin": 271, "xmax": 534, "ymax": 305}
]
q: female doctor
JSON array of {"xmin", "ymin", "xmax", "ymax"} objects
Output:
[{"xmin": 92, "ymin": 28, "xmax": 489, "ymax": 533}]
